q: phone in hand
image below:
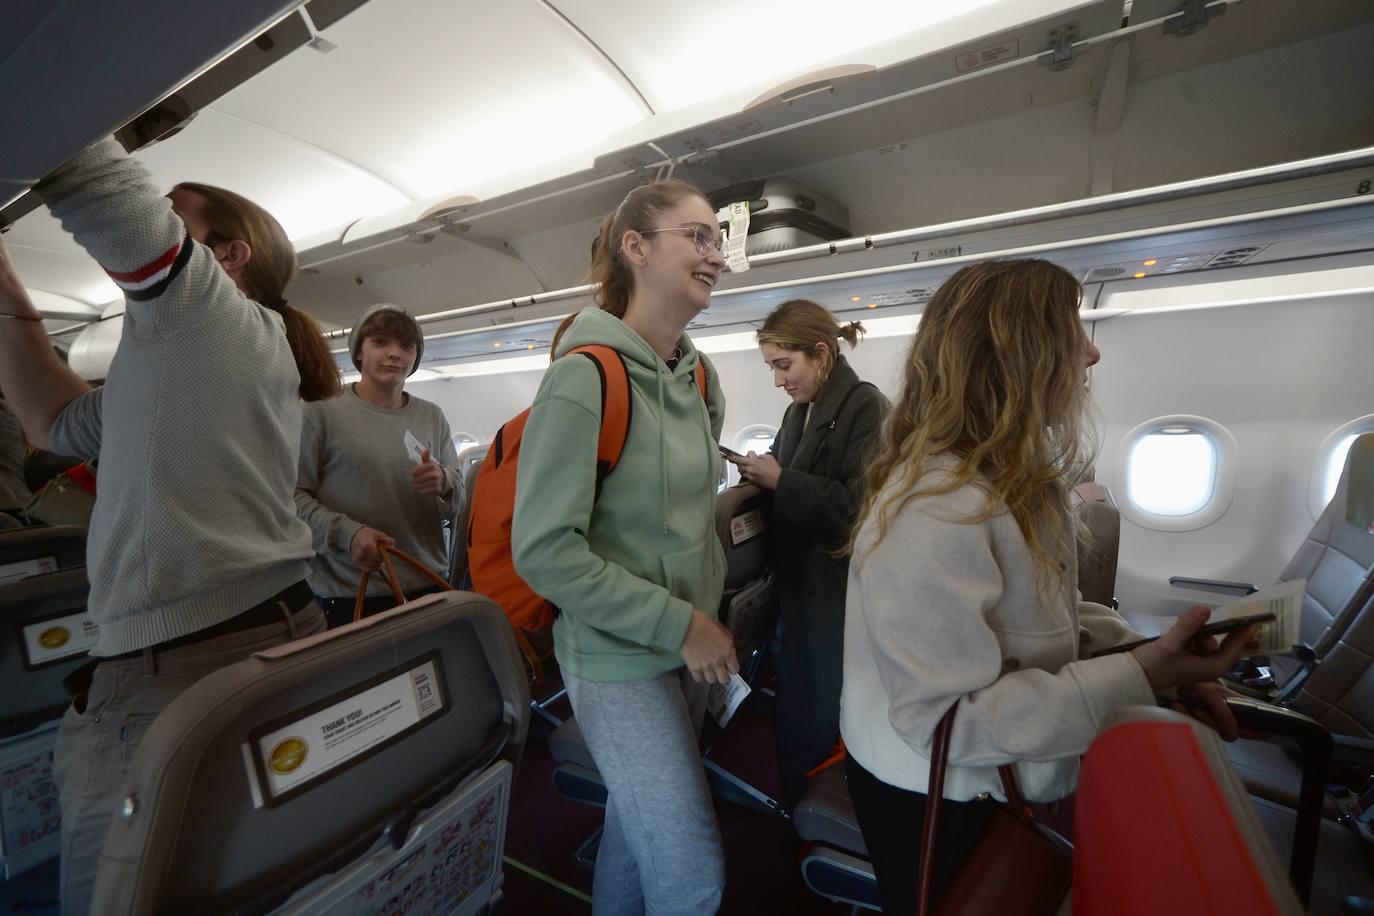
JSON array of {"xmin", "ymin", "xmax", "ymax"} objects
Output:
[
  {"xmin": 1090, "ymin": 611, "xmax": 1277, "ymax": 658},
  {"xmin": 718, "ymin": 444, "xmax": 742, "ymax": 459}
]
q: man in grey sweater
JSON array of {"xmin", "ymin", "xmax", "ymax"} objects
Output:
[
  {"xmin": 296, "ymin": 304, "xmax": 463, "ymax": 625},
  {"xmin": 0, "ymin": 139, "xmax": 325, "ymax": 913}
]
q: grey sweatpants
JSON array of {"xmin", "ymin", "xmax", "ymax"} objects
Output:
[{"xmin": 565, "ymin": 667, "xmax": 725, "ymax": 916}]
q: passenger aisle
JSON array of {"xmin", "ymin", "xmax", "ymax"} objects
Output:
[{"xmin": 505, "ymin": 692, "xmax": 851, "ymax": 915}]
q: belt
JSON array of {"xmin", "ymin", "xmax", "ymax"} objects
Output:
[{"xmin": 103, "ymin": 579, "xmax": 315, "ymax": 661}]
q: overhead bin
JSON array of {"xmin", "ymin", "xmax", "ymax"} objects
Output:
[
  {"xmin": 710, "ymin": 178, "xmax": 852, "ymax": 257},
  {"xmin": 590, "ymin": 0, "xmax": 1125, "ymax": 169},
  {"xmin": 0, "ymin": 0, "xmax": 377, "ymax": 228},
  {"xmin": 313, "ymin": 0, "xmax": 1125, "ymax": 260},
  {"xmin": 0, "ymin": 0, "xmax": 300, "ymax": 213}
]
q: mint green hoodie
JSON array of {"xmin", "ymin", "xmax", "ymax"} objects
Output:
[{"xmin": 512, "ymin": 308, "xmax": 727, "ymax": 682}]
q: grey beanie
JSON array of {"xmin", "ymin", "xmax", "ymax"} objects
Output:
[{"xmin": 348, "ymin": 303, "xmax": 424, "ymax": 375}]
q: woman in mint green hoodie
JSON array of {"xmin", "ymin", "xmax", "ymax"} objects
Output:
[{"xmin": 513, "ymin": 180, "xmax": 738, "ymax": 915}]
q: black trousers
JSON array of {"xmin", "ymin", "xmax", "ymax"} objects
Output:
[
  {"xmin": 845, "ymin": 754, "xmax": 1002, "ymax": 915},
  {"xmin": 317, "ymin": 585, "xmax": 441, "ymax": 629}
]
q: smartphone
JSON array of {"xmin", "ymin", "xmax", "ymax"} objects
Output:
[
  {"xmin": 718, "ymin": 444, "xmax": 742, "ymax": 458},
  {"xmin": 1090, "ymin": 611, "xmax": 1277, "ymax": 658}
]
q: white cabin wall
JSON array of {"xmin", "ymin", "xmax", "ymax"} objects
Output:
[
  {"xmin": 401, "ymin": 370, "xmax": 547, "ymax": 445},
  {"xmin": 1091, "ymin": 280, "xmax": 1374, "ymax": 630}
]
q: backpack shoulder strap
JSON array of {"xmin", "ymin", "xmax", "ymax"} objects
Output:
[
  {"xmin": 567, "ymin": 345, "xmax": 632, "ymax": 491},
  {"xmin": 694, "ymin": 359, "xmax": 709, "ymax": 406}
]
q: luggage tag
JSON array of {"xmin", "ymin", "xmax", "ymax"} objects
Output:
[
  {"xmin": 706, "ymin": 672, "xmax": 751, "ymax": 729},
  {"xmin": 723, "ymin": 200, "xmax": 750, "ymax": 274},
  {"xmin": 403, "ymin": 430, "xmax": 428, "ymax": 465}
]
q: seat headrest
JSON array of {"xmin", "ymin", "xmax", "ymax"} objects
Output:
[
  {"xmin": 715, "ymin": 483, "xmax": 770, "ymax": 586},
  {"xmin": 1344, "ymin": 433, "xmax": 1374, "ymax": 534}
]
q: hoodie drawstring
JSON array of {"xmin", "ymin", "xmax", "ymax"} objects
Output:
[{"xmin": 657, "ymin": 368, "xmax": 670, "ymax": 534}]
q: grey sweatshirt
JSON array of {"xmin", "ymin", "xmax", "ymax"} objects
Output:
[
  {"xmin": 37, "ymin": 139, "xmax": 315, "ymax": 655},
  {"xmin": 295, "ymin": 386, "xmax": 462, "ymax": 598},
  {"xmin": 0, "ymin": 409, "xmax": 32, "ymax": 509}
]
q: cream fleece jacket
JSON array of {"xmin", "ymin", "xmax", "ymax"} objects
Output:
[{"xmin": 840, "ymin": 455, "xmax": 1156, "ymax": 802}]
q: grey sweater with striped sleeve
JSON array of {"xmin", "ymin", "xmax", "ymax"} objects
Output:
[{"xmin": 36, "ymin": 139, "xmax": 314, "ymax": 655}]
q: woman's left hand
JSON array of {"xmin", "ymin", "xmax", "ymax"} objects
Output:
[
  {"xmin": 730, "ymin": 452, "xmax": 782, "ymax": 490},
  {"xmin": 1170, "ymin": 681, "xmax": 1242, "ymax": 741}
]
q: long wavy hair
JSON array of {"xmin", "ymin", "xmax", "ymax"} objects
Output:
[
  {"xmin": 851, "ymin": 259, "xmax": 1097, "ymax": 594},
  {"xmin": 550, "ymin": 179, "xmax": 708, "ymax": 355}
]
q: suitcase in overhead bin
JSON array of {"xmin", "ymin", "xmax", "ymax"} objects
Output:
[{"xmin": 710, "ymin": 177, "xmax": 851, "ymax": 257}]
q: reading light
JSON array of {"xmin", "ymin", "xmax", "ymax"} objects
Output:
[
  {"xmin": 1133, "ymin": 272, "xmax": 1146, "ymax": 279},
  {"xmin": 1143, "ymin": 259, "xmax": 1157, "ymax": 266}
]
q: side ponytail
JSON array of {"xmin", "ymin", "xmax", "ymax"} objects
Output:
[
  {"xmin": 551, "ymin": 178, "xmax": 709, "ymax": 356},
  {"xmin": 277, "ymin": 303, "xmax": 342, "ymax": 402}
]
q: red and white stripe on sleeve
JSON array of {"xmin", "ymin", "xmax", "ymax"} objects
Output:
[{"xmin": 104, "ymin": 231, "xmax": 194, "ymax": 302}]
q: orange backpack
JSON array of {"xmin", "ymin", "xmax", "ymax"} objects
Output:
[{"xmin": 466, "ymin": 344, "xmax": 708, "ymax": 631}]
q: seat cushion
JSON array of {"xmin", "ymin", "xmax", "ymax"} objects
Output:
[
  {"xmin": 793, "ymin": 765, "xmax": 868, "ymax": 856},
  {"xmin": 1227, "ymin": 738, "xmax": 1339, "ymax": 820},
  {"xmin": 549, "ymin": 717, "xmax": 598, "ymax": 771}
]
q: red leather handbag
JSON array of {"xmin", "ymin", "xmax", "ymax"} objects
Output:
[{"xmin": 917, "ymin": 703, "xmax": 1073, "ymax": 916}]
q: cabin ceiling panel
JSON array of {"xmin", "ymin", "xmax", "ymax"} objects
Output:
[
  {"xmin": 10, "ymin": 245, "xmax": 118, "ymax": 308},
  {"xmin": 212, "ymin": 0, "xmax": 644, "ymax": 203}
]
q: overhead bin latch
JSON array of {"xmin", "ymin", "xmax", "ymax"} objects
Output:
[
  {"xmin": 1038, "ymin": 22, "xmax": 1081, "ymax": 72},
  {"xmin": 1164, "ymin": 0, "xmax": 1225, "ymax": 38}
]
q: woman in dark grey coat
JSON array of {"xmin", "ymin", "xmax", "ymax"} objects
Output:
[{"xmin": 730, "ymin": 299, "xmax": 889, "ymax": 809}]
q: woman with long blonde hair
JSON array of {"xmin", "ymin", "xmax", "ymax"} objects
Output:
[{"xmin": 840, "ymin": 258, "xmax": 1254, "ymax": 913}]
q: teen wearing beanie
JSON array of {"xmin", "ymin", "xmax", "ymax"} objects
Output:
[{"xmin": 295, "ymin": 304, "xmax": 463, "ymax": 624}]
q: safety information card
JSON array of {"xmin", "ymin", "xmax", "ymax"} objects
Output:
[{"xmin": 1209, "ymin": 577, "xmax": 1306, "ymax": 655}]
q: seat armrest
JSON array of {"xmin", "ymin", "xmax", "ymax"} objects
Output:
[
  {"xmin": 1225, "ymin": 698, "xmax": 1332, "ymax": 906},
  {"xmin": 1169, "ymin": 576, "xmax": 1258, "ymax": 597},
  {"xmin": 1331, "ymin": 733, "xmax": 1374, "ymax": 769}
]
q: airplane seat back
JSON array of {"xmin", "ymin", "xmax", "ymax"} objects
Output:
[
  {"xmin": 0, "ymin": 524, "xmax": 88, "ymax": 574},
  {"xmin": 1, "ymin": 566, "xmax": 92, "ymax": 737},
  {"xmin": 1075, "ymin": 705, "xmax": 1303, "ymax": 915},
  {"xmin": 448, "ymin": 447, "xmax": 488, "ymax": 589},
  {"xmin": 1072, "ymin": 482, "xmax": 1120, "ymax": 608},
  {"xmin": 91, "ymin": 591, "xmax": 530, "ymax": 915},
  {"xmin": 1280, "ymin": 432, "xmax": 1374, "ymax": 653},
  {"xmin": 713, "ymin": 483, "xmax": 775, "ymax": 663},
  {"xmin": 0, "ymin": 565, "xmax": 91, "ymax": 878},
  {"xmin": 1291, "ymin": 589, "xmax": 1374, "ymax": 737}
]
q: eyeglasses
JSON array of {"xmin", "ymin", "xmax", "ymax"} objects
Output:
[{"xmin": 640, "ymin": 223, "xmax": 724, "ymax": 256}]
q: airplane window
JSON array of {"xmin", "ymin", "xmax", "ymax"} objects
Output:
[
  {"xmin": 1118, "ymin": 416, "xmax": 1237, "ymax": 532},
  {"xmin": 1309, "ymin": 414, "xmax": 1374, "ymax": 519},
  {"xmin": 736, "ymin": 425, "xmax": 778, "ymax": 457},
  {"xmin": 453, "ymin": 432, "xmax": 479, "ymax": 453},
  {"xmin": 1127, "ymin": 429, "xmax": 1217, "ymax": 516}
]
